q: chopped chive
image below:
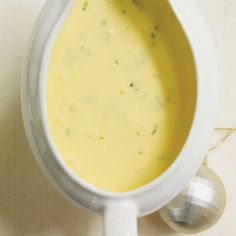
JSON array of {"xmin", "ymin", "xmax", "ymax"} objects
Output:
[
  {"xmin": 129, "ymin": 82, "xmax": 140, "ymax": 91},
  {"xmin": 159, "ymin": 154, "xmax": 165, "ymax": 161},
  {"xmin": 119, "ymin": 90, "xmax": 124, "ymax": 95},
  {"xmin": 132, "ymin": 0, "xmax": 139, "ymax": 5},
  {"xmin": 150, "ymin": 32, "xmax": 156, "ymax": 39},
  {"xmin": 136, "ymin": 131, "xmax": 141, "ymax": 136},
  {"xmin": 99, "ymin": 136, "xmax": 105, "ymax": 140},
  {"xmin": 152, "ymin": 129, "xmax": 157, "ymax": 135},
  {"xmin": 138, "ymin": 151, "xmax": 143, "ymax": 155},
  {"xmin": 153, "ymin": 74, "xmax": 161, "ymax": 78},
  {"xmin": 69, "ymin": 107, "xmax": 74, "ymax": 112},
  {"xmin": 82, "ymin": 1, "xmax": 88, "ymax": 11},
  {"xmin": 101, "ymin": 19, "xmax": 108, "ymax": 25},
  {"xmin": 154, "ymin": 24, "xmax": 160, "ymax": 30},
  {"xmin": 114, "ymin": 59, "xmax": 119, "ymax": 65},
  {"xmin": 132, "ymin": 0, "xmax": 143, "ymax": 9},
  {"xmin": 151, "ymin": 125, "xmax": 159, "ymax": 135},
  {"xmin": 65, "ymin": 129, "xmax": 71, "ymax": 136},
  {"xmin": 155, "ymin": 96, "xmax": 164, "ymax": 108}
]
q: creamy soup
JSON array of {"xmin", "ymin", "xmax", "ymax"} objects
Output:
[{"xmin": 46, "ymin": 0, "xmax": 196, "ymax": 192}]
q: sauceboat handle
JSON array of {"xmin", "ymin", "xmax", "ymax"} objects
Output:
[{"xmin": 104, "ymin": 201, "xmax": 138, "ymax": 236}]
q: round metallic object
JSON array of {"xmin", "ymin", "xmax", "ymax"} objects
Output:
[{"xmin": 159, "ymin": 165, "xmax": 226, "ymax": 234}]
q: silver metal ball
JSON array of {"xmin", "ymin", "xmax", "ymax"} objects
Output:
[{"xmin": 159, "ymin": 165, "xmax": 226, "ymax": 234}]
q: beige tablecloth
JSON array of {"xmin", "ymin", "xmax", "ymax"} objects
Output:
[{"xmin": 0, "ymin": 0, "xmax": 235, "ymax": 235}]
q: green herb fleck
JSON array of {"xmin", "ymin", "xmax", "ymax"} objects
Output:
[
  {"xmin": 152, "ymin": 129, "xmax": 157, "ymax": 135},
  {"xmin": 119, "ymin": 90, "xmax": 125, "ymax": 96},
  {"xmin": 101, "ymin": 19, "xmax": 108, "ymax": 26},
  {"xmin": 151, "ymin": 124, "xmax": 159, "ymax": 135},
  {"xmin": 136, "ymin": 131, "xmax": 141, "ymax": 136},
  {"xmin": 159, "ymin": 154, "xmax": 165, "ymax": 161},
  {"xmin": 132, "ymin": 0, "xmax": 143, "ymax": 9},
  {"xmin": 121, "ymin": 9, "xmax": 126, "ymax": 14},
  {"xmin": 129, "ymin": 82, "xmax": 140, "ymax": 91},
  {"xmin": 82, "ymin": 1, "xmax": 88, "ymax": 11},
  {"xmin": 138, "ymin": 151, "xmax": 143, "ymax": 155},
  {"xmin": 99, "ymin": 136, "xmax": 105, "ymax": 140},
  {"xmin": 114, "ymin": 59, "xmax": 119, "ymax": 65},
  {"xmin": 154, "ymin": 24, "xmax": 160, "ymax": 30},
  {"xmin": 126, "ymin": 26, "xmax": 129, "ymax": 31},
  {"xmin": 132, "ymin": 0, "xmax": 139, "ymax": 5},
  {"xmin": 150, "ymin": 32, "xmax": 156, "ymax": 39},
  {"xmin": 85, "ymin": 96, "xmax": 95, "ymax": 102},
  {"xmin": 155, "ymin": 96, "xmax": 164, "ymax": 108},
  {"xmin": 69, "ymin": 107, "xmax": 75, "ymax": 112},
  {"xmin": 80, "ymin": 46, "xmax": 91, "ymax": 56},
  {"xmin": 65, "ymin": 129, "xmax": 71, "ymax": 136}
]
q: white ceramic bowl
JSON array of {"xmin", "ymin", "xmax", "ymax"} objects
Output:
[{"xmin": 21, "ymin": 0, "xmax": 218, "ymax": 235}]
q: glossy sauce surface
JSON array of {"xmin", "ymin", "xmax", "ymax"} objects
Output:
[{"xmin": 46, "ymin": 0, "xmax": 196, "ymax": 192}]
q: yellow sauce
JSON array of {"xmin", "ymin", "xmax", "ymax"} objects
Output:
[{"xmin": 46, "ymin": 0, "xmax": 196, "ymax": 192}]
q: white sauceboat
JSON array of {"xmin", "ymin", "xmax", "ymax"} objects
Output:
[{"xmin": 21, "ymin": 0, "xmax": 218, "ymax": 235}]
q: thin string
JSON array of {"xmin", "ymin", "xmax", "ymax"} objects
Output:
[
  {"xmin": 203, "ymin": 128, "xmax": 236, "ymax": 165},
  {"xmin": 208, "ymin": 128, "xmax": 236, "ymax": 152}
]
